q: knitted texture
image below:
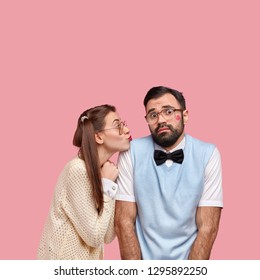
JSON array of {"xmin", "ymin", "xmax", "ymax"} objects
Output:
[{"xmin": 38, "ymin": 157, "xmax": 115, "ymax": 259}]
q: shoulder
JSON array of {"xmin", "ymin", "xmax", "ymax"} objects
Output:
[
  {"xmin": 185, "ymin": 134, "xmax": 218, "ymax": 166},
  {"xmin": 131, "ymin": 135, "xmax": 153, "ymax": 147},
  {"xmin": 61, "ymin": 157, "xmax": 91, "ymax": 191},
  {"xmin": 64, "ymin": 156, "xmax": 86, "ymax": 177},
  {"xmin": 186, "ymin": 134, "xmax": 216, "ymax": 150}
]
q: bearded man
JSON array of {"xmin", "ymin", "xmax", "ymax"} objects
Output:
[{"xmin": 115, "ymin": 86, "xmax": 223, "ymax": 260}]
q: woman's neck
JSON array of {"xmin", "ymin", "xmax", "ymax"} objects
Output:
[{"xmin": 97, "ymin": 146, "xmax": 114, "ymax": 166}]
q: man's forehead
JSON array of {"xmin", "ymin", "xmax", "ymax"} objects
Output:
[{"xmin": 146, "ymin": 93, "xmax": 179, "ymax": 110}]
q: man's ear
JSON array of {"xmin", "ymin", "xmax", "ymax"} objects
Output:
[
  {"xmin": 95, "ymin": 133, "xmax": 104, "ymax": 144},
  {"xmin": 183, "ymin": 110, "xmax": 189, "ymax": 125}
]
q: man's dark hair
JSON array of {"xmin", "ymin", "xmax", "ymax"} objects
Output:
[{"xmin": 143, "ymin": 86, "xmax": 186, "ymax": 110}]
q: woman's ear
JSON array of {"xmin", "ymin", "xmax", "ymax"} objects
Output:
[{"xmin": 95, "ymin": 133, "xmax": 104, "ymax": 144}]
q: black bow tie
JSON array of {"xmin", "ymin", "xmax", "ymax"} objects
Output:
[{"xmin": 154, "ymin": 149, "xmax": 184, "ymax": 165}]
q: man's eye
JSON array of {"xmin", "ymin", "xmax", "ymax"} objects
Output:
[
  {"xmin": 165, "ymin": 108, "xmax": 174, "ymax": 115},
  {"xmin": 150, "ymin": 112, "xmax": 158, "ymax": 119}
]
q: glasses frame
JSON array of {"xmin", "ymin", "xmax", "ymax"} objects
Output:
[
  {"xmin": 145, "ymin": 107, "xmax": 184, "ymax": 124},
  {"xmin": 100, "ymin": 120, "xmax": 127, "ymax": 135}
]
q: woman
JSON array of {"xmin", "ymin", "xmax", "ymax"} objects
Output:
[{"xmin": 38, "ymin": 104, "xmax": 131, "ymax": 259}]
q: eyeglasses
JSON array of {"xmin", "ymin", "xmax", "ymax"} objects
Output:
[
  {"xmin": 145, "ymin": 107, "xmax": 183, "ymax": 124},
  {"xmin": 100, "ymin": 121, "xmax": 127, "ymax": 135}
]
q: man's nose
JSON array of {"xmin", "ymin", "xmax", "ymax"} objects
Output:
[{"xmin": 158, "ymin": 112, "xmax": 166, "ymax": 123}]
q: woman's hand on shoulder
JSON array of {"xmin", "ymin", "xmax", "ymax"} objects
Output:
[{"xmin": 101, "ymin": 161, "xmax": 119, "ymax": 182}]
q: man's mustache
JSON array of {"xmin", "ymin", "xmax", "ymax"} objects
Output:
[{"xmin": 155, "ymin": 124, "xmax": 173, "ymax": 134}]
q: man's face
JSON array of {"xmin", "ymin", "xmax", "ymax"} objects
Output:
[{"xmin": 145, "ymin": 93, "xmax": 188, "ymax": 149}]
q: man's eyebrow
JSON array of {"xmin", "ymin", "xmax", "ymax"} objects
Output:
[{"xmin": 147, "ymin": 105, "xmax": 174, "ymax": 114}]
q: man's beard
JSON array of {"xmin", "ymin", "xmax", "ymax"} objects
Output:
[{"xmin": 151, "ymin": 122, "xmax": 184, "ymax": 148}]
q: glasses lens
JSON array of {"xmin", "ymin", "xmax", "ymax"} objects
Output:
[
  {"xmin": 146, "ymin": 112, "xmax": 157, "ymax": 124},
  {"xmin": 119, "ymin": 121, "xmax": 125, "ymax": 134},
  {"xmin": 146, "ymin": 108, "xmax": 180, "ymax": 124},
  {"xmin": 161, "ymin": 108, "xmax": 175, "ymax": 118}
]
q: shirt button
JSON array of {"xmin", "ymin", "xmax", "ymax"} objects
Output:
[{"xmin": 112, "ymin": 186, "xmax": 116, "ymax": 190}]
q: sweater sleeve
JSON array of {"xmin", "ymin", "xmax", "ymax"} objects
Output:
[
  {"xmin": 104, "ymin": 206, "xmax": 116, "ymax": 244},
  {"xmin": 62, "ymin": 160, "xmax": 115, "ymax": 248}
]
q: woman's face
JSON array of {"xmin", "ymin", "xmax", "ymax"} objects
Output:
[{"xmin": 99, "ymin": 111, "xmax": 131, "ymax": 153}]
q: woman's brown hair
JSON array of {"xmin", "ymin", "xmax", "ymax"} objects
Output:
[{"xmin": 73, "ymin": 104, "xmax": 116, "ymax": 215}]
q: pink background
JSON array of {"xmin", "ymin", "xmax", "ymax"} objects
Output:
[{"xmin": 1, "ymin": 1, "xmax": 259, "ymax": 259}]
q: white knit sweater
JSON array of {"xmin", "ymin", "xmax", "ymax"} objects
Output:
[{"xmin": 38, "ymin": 157, "xmax": 116, "ymax": 259}]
